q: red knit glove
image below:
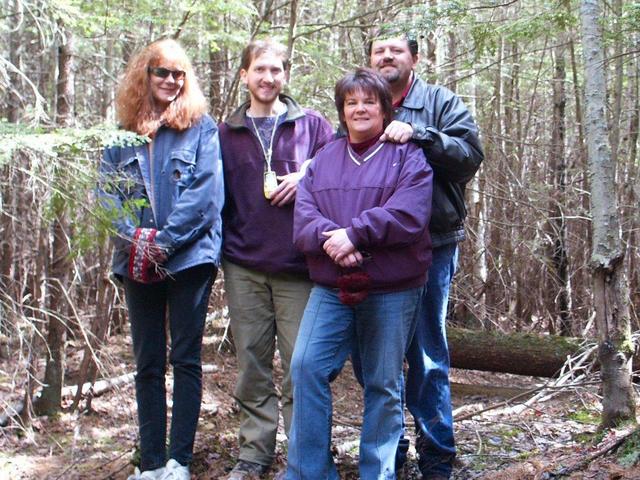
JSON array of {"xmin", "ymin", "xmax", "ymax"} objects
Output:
[
  {"xmin": 337, "ymin": 269, "xmax": 371, "ymax": 306},
  {"xmin": 128, "ymin": 228, "xmax": 167, "ymax": 284}
]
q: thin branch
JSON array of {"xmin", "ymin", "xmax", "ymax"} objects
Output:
[
  {"xmin": 292, "ymin": 0, "xmax": 406, "ymax": 40},
  {"xmin": 172, "ymin": 0, "xmax": 198, "ymax": 39}
]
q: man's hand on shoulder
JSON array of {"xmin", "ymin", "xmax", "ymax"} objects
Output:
[{"xmin": 380, "ymin": 120, "xmax": 413, "ymax": 144}]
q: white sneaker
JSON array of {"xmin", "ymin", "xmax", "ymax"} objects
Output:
[
  {"xmin": 161, "ymin": 459, "xmax": 190, "ymax": 480},
  {"xmin": 127, "ymin": 465, "xmax": 166, "ymax": 480}
]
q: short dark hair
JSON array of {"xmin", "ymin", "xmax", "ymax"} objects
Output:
[
  {"xmin": 334, "ymin": 68, "xmax": 393, "ymax": 134},
  {"xmin": 366, "ymin": 28, "xmax": 420, "ymax": 57},
  {"xmin": 240, "ymin": 39, "xmax": 289, "ymax": 71}
]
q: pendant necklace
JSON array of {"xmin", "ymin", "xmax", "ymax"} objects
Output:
[{"xmin": 250, "ymin": 111, "xmax": 282, "ymax": 199}]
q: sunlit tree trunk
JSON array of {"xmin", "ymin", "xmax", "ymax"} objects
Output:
[
  {"xmin": 626, "ymin": 57, "xmax": 640, "ymax": 322},
  {"xmin": 609, "ymin": 0, "xmax": 623, "ymax": 169},
  {"xmin": 580, "ymin": 0, "xmax": 635, "ymax": 428}
]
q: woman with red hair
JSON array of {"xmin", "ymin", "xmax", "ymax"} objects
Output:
[{"xmin": 99, "ymin": 39, "xmax": 223, "ymax": 480}]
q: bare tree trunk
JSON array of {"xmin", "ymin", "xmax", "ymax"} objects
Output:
[
  {"xmin": 1, "ymin": 2, "xmax": 21, "ymax": 300},
  {"xmin": 6, "ymin": 0, "xmax": 22, "ymax": 122},
  {"xmin": 0, "ymin": 165, "xmax": 15, "ymax": 300},
  {"xmin": 626, "ymin": 57, "xmax": 640, "ymax": 322},
  {"xmin": 425, "ymin": 0, "xmax": 438, "ymax": 84},
  {"xmin": 579, "ymin": 0, "xmax": 635, "ymax": 428},
  {"xmin": 70, "ymin": 265, "xmax": 115, "ymax": 412},
  {"xmin": 209, "ymin": 45, "xmax": 227, "ymax": 119},
  {"xmin": 569, "ymin": 39, "xmax": 586, "ymax": 159},
  {"xmin": 101, "ymin": 34, "xmax": 114, "ymax": 120},
  {"xmin": 608, "ymin": 0, "xmax": 623, "ymax": 170},
  {"xmin": 457, "ymin": 68, "xmax": 487, "ymax": 327},
  {"xmin": 483, "ymin": 39, "xmax": 505, "ymax": 328},
  {"xmin": 444, "ymin": 31, "xmax": 457, "ymax": 92},
  {"xmin": 286, "ymin": 0, "xmax": 299, "ymax": 67},
  {"xmin": 35, "ymin": 26, "xmax": 74, "ymax": 416},
  {"xmin": 548, "ymin": 40, "xmax": 571, "ymax": 335}
]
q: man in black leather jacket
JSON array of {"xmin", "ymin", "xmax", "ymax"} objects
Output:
[{"xmin": 370, "ymin": 32, "xmax": 484, "ymax": 479}]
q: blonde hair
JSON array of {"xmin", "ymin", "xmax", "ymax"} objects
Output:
[{"xmin": 115, "ymin": 39, "xmax": 207, "ymax": 136}]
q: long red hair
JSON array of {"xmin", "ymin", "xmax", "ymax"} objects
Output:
[{"xmin": 115, "ymin": 39, "xmax": 207, "ymax": 136}]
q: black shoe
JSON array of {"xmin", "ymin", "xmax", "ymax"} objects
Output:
[{"xmin": 225, "ymin": 460, "xmax": 269, "ymax": 480}]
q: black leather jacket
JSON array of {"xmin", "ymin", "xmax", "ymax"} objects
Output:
[{"xmin": 395, "ymin": 76, "xmax": 484, "ymax": 247}]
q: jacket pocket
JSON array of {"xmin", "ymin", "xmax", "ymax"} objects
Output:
[
  {"xmin": 170, "ymin": 149, "xmax": 197, "ymax": 193},
  {"xmin": 430, "ymin": 179, "xmax": 465, "ymax": 233},
  {"xmin": 116, "ymin": 154, "xmax": 145, "ymax": 197}
]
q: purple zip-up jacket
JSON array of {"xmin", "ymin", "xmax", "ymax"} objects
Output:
[
  {"xmin": 293, "ymin": 137, "xmax": 433, "ymax": 292},
  {"xmin": 219, "ymin": 95, "xmax": 333, "ymax": 274}
]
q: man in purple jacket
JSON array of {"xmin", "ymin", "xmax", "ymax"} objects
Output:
[{"xmin": 218, "ymin": 39, "xmax": 333, "ymax": 479}]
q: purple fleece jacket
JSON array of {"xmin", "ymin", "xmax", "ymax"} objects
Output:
[
  {"xmin": 219, "ymin": 95, "xmax": 333, "ymax": 274},
  {"xmin": 293, "ymin": 138, "xmax": 433, "ymax": 292}
]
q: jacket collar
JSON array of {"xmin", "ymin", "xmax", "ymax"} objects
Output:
[
  {"xmin": 225, "ymin": 94, "xmax": 305, "ymax": 129},
  {"xmin": 399, "ymin": 75, "xmax": 427, "ymax": 110}
]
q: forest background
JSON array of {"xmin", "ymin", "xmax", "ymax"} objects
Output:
[{"xmin": 0, "ymin": 0, "xmax": 639, "ymax": 478}]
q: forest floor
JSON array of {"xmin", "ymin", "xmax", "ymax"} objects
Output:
[{"xmin": 1, "ymin": 319, "xmax": 640, "ymax": 480}]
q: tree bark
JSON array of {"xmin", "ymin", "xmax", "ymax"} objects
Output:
[
  {"xmin": 608, "ymin": 0, "xmax": 623, "ymax": 169},
  {"xmin": 54, "ymin": 26, "xmax": 74, "ymax": 127},
  {"xmin": 626, "ymin": 58, "xmax": 639, "ymax": 322},
  {"xmin": 484, "ymin": 38, "xmax": 506, "ymax": 328},
  {"xmin": 70, "ymin": 265, "xmax": 115, "ymax": 412},
  {"xmin": 209, "ymin": 45, "xmax": 227, "ymax": 119},
  {"xmin": 444, "ymin": 30, "xmax": 457, "ymax": 92},
  {"xmin": 286, "ymin": 0, "xmax": 299, "ymax": 67},
  {"xmin": 101, "ymin": 32, "xmax": 114, "ymax": 120},
  {"xmin": 579, "ymin": 0, "xmax": 635, "ymax": 428},
  {"xmin": 34, "ymin": 25, "xmax": 74, "ymax": 416},
  {"xmin": 448, "ymin": 327, "xmax": 640, "ymax": 378},
  {"xmin": 425, "ymin": 0, "xmax": 438, "ymax": 84},
  {"xmin": 0, "ymin": 165, "xmax": 15, "ymax": 302},
  {"xmin": 548, "ymin": 39, "xmax": 572, "ymax": 335},
  {"xmin": 449, "ymin": 327, "xmax": 581, "ymax": 377},
  {"xmin": 6, "ymin": 0, "xmax": 22, "ymax": 122}
]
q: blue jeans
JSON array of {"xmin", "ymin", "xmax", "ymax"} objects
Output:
[
  {"xmin": 286, "ymin": 285, "xmax": 423, "ymax": 480},
  {"xmin": 123, "ymin": 264, "xmax": 216, "ymax": 471},
  {"xmin": 406, "ymin": 243, "xmax": 458, "ymax": 477}
]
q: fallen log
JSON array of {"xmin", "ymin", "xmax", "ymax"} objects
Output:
[
  {"xmin": 66, "ymin": 364, "xmax": 219, "ymax": 399},
  {"xmin": 1, "ymin": 364, "xmax": 219, "ymax": 427},
  {"xmin": 448, "ymin": 327, "xmax": 590, "ymax": 377}
]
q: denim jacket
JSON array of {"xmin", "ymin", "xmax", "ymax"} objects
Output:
[
  {"xmin": 100, "ymin": 115, "xmax": 224, "ymax": 278},
  {"xmin": 396, "ymin": 76, "xmax": 484, "ymax": 247}
]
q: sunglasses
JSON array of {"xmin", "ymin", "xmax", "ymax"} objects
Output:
[{"xmin": 147, "ymin": 67, "xmax": 186, "ymax": 81}]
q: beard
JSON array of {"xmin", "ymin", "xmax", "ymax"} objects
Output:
[
  {"xmin": 377, "ymin": 64, "xmax": 401, "ymax": 84},
  {"xmin": 249, "ymin": 87, "xmax": 280, "ymax": 107}
]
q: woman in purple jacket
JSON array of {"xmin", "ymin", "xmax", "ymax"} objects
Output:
[{"xmin": 286, "ymin": 68, "xmax": 433, "ymax": 479}]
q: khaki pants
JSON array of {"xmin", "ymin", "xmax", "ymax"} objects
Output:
[{"xmin": 223, "ymin": 259, "xmax": 312, "ymax": 466}]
